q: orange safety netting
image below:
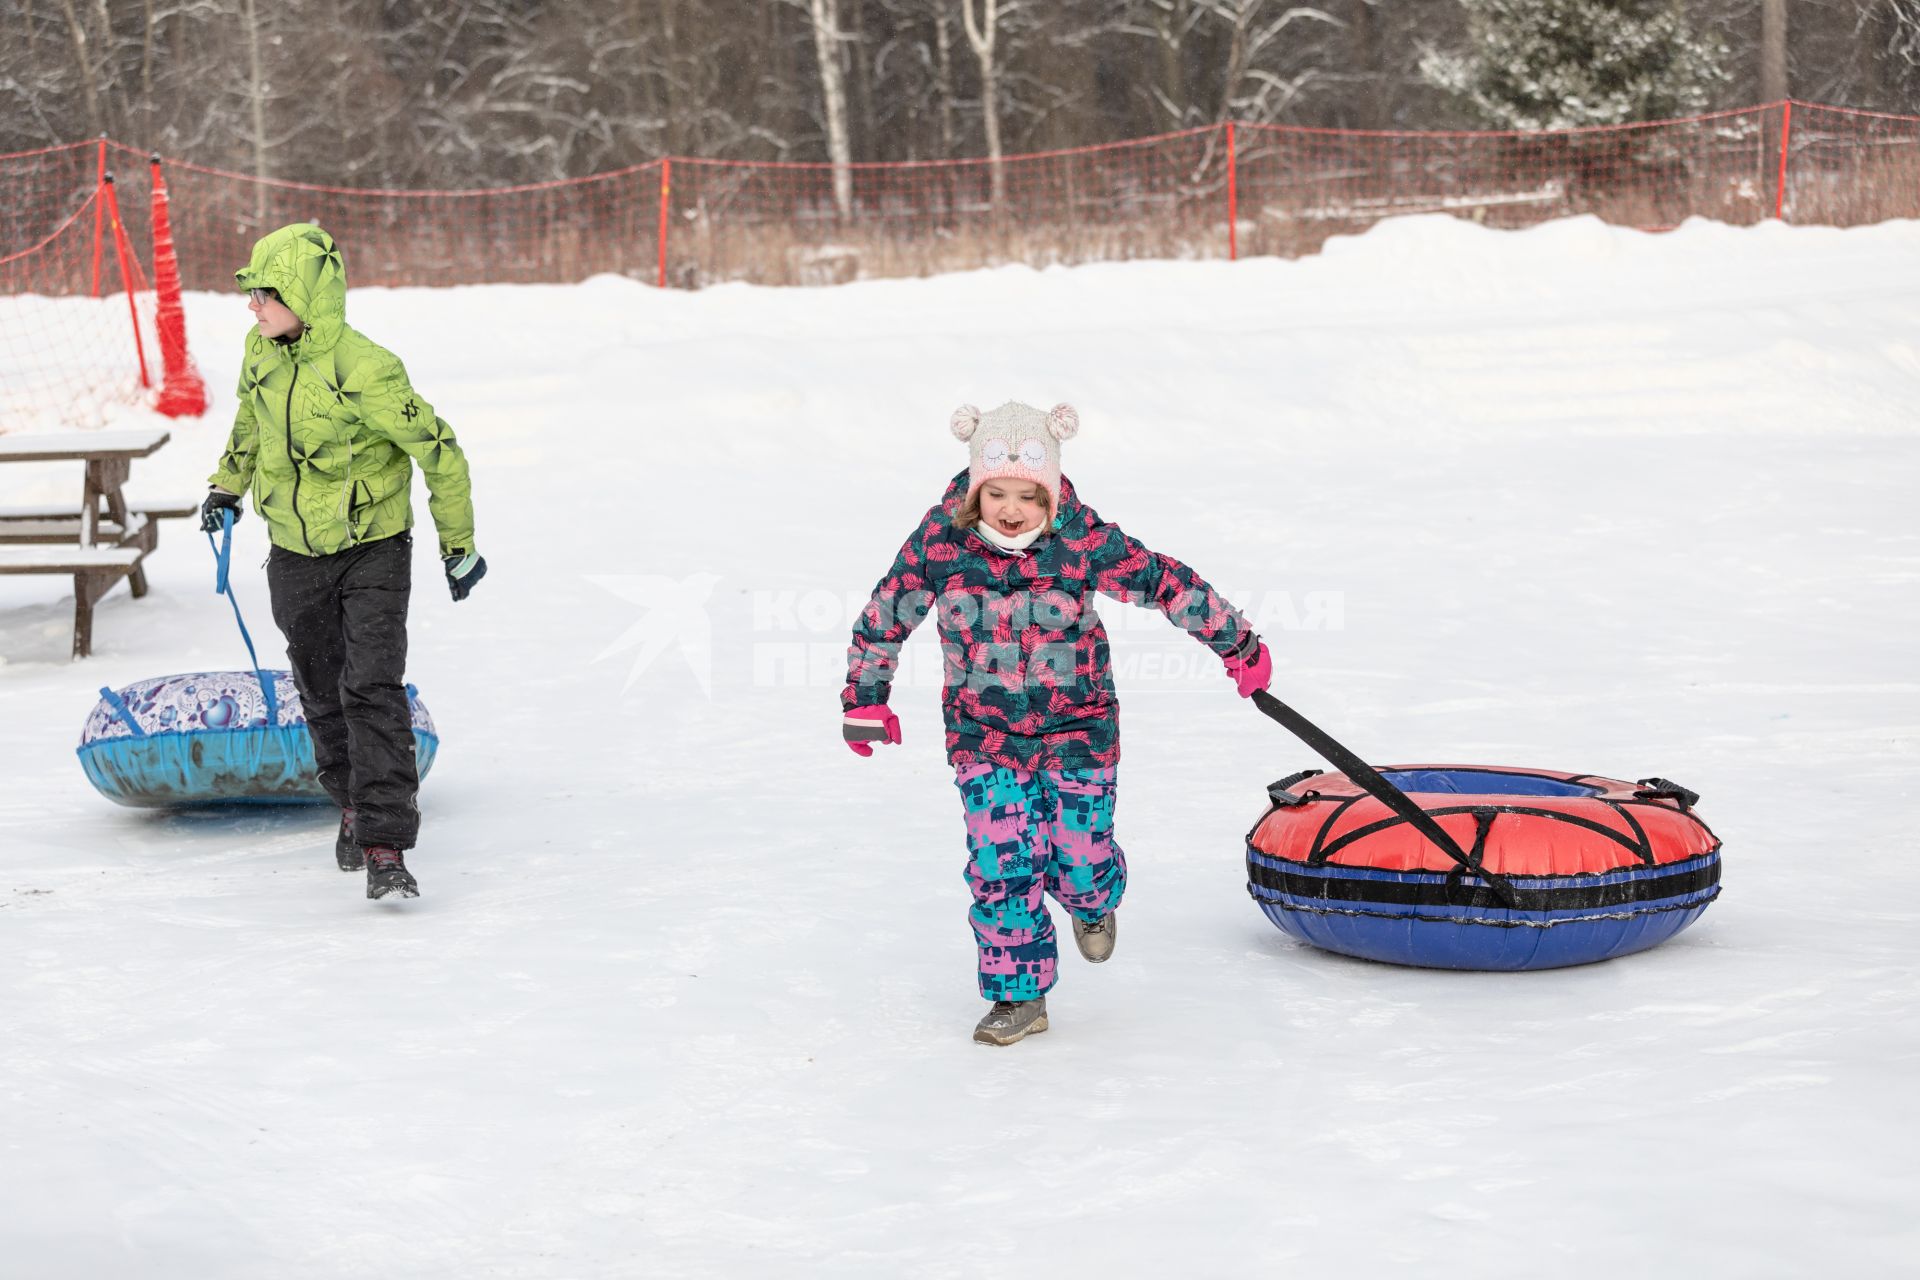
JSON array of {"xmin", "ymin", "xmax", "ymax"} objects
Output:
[
  {"xmin": 666, "ymin": 127, "xmax": 1230, "ymax": 287},
  {"xmin": 5, "ymin": 101, "xmax": 1920, "ymax": 430},
  {"xmin": 1784, "ymin": 103, "xmax": 1920, "ymax": 225},
  {"xmin": 0, "ymin": 142, "xmax": 160, "ymax": 431},
  {"xmin": 1234, "ymin": 106, "xmax": 1781, "ymax": 255},
  {"xmin": 153, "ymin": 154, "xmax": 666, "ymax": 291}
]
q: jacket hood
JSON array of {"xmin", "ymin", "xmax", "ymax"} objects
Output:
[{"xmin": 235, "ymin": 223, "xmax": 346, "ymax": 355}]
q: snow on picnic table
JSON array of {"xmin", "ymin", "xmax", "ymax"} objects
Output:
[{"xmin": 1, "ymin": 214, "xmax": 1916, "ymax": 1278}]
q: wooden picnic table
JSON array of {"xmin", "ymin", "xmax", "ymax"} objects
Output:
[{"xmin": 0, "ymin": 426, "xmax": 198, "ymax": 659}]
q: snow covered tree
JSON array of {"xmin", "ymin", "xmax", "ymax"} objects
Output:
[{"xmin": 1421, "ymin": 0, "xmax": 1731, "ymax": 130}]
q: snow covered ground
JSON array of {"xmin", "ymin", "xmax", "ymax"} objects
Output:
[{"xmin": 2, "ymin": 214, "xmax": 1916, "ymax": 1277}]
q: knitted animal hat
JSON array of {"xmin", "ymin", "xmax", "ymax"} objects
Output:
[{"xmin": 949, "ymin": 401, "xmax": 1080, "ymax": 512}]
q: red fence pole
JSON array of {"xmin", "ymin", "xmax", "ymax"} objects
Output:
[
  {"xmin": 657, "ymin": 158, "xmax": 672, "ymax": 288},
  {"xmin": 149, "ymin": 155, "xmax": 207, "ymax": 416},
  {"xmin": 90, "ymin": 135, "xmax": 107, "ymax": 297},
  {"xmin": 1774, "ymin": 101, "xmax": 1793, "ymax": 221},
  {"xmin": 1227, "ymin": 122, "xmax": 1239, "ymax": 261},
  {"xmin": 100, "ymin": 173, "xmax": 152, "ymax": 390}
]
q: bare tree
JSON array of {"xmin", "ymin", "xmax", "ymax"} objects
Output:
[
  {"xmin": 796, "ymin": 0, "xmax": 856, "ymax": 215},
  {"xmin": 238, "ymin": 0, "xmax": 269, "ymax": 199},
  {"xmin": 1200, "ymin": 0, "xmax": 1344, "ymax": 125},
  {"xmin": 862, "ymin": 0, "xmax": 957, "ymax": 159},
  {"xmin": 932, "ymin": 6, "xmax": 958, "ymax": 153},
  {"xmin": 1, "ymin": 5, "xmax": 75, "ymax": 148},
  {"xmin": 1106, "ymin": 0, "xmax": 1349, "ymax": 132},
  {"xmin": 51, "ymin": 0, "xmax": 112, "ymax": 139},
  {"xmin": 1761, "ymin": 0, "xmax": 1789, "ymax": 102},
  {"xmin": 1117, "ymin": 0, "xmax": 1208, "ymax": 129},
  {"xmin": 1879, "ymin": 0, "xmax": 1920, "ymax": 93},
  {"xmin": 8, "ymin": 0, "xmax": 1920, "ymax": 198},
  {"xmin": 959, "ymin": 0, "xmax": 1006, "ymax": 205}
]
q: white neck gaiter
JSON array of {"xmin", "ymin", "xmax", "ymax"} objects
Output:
[{"xmin": 977, "ymin": 522, "xmax": 1045, "ymax": 553}]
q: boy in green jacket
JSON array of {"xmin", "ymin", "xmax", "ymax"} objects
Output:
[{"xmin": 201, "ymin": 223, "xmax": 484, "ymax": 900}]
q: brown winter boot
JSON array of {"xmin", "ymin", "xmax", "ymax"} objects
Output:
[
  {"xmin": 1072, "ymin": 910, "xmax": 1117, "ymax": 963},
  {"xmin": 973, "ymin": 997, "xmax": 1049, "ymax": 1046}
]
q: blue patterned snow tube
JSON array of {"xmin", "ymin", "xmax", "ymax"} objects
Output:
[{"xmin": 77, "ymin": 670, "xmax": 439, "ymax": 807}]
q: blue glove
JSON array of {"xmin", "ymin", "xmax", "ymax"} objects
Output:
[
  {"xmin": 200, "ymin": 488, "xmax": 242, "ymax": 533},
  {"xmin": 444, "ymin": 551, "xmax": 487, "ymax": 602}
]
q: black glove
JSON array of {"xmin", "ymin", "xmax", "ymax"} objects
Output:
[
  {"xmin": 200, "ymin": 488, "xmax": 243, "ymax": 533},
  {"xmin": 444, "ymin": 551, "xmax": 487, "ymax": 602}
]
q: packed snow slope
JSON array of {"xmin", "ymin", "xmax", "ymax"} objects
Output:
[{"xmin": 1, "ymin": 215, "xmax": 1916, "ymax": 1278}]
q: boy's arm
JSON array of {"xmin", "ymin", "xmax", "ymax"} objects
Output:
[
  {"xmin": 207, "ymin": 365, "xmax": 261, "ymax": 495},
  {"xmin": 361, "ymin": 354, "xmax": 476, "ymax": 559},
  {"xmin": 1080, "ymin": 508, "xmax": 1253, "ymax": 657}
]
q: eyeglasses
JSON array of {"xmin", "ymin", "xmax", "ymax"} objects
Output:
[{"xmin": 247, "ymin": 287, "xmax": 280, "ymax": 305}]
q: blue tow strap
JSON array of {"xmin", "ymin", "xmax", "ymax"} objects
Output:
[
  {"xmin": 206, "ymin": 509, "xmax": 280, "ymax": 727},
  {"xmin": 97, "ymin": 684, "xmax": 147, "ymax": 737}
]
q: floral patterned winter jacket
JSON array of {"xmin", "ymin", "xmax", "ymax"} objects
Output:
[{"xmin": 842, "ymin": 471, "xmax": 1253, "ymax": 771}]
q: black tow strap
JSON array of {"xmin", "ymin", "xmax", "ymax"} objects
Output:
[{"xmin": 1250, "ymin": 689, "xmax": 1522, "ymax": 909}]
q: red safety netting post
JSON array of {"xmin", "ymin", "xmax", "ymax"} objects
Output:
[
  {"xmin": 1775, "ymin": 101, "xmax": 1794, "ymax": 221},
  {"xmin": 658, "ymin": 158, "xmax": 672, "ymax": 288},
  {"xmin": 89, "ymin": 135, "xmax": 107, "ymax": 297},
  {"xmin": 99, "ymin": 172, "xmax": 152, "ymax": 390},
  {"xmin": 1227, "ymin": 122, "xmax": 1239, "ymax": 261},
  {"xmin": 148, "ymin": 155, "xmax": 206, "ymax": 416}
]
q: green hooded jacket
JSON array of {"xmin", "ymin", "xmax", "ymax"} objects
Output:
[{"xmin": 209, "ymin": 223, "xmax": 476, "ymax": 560}]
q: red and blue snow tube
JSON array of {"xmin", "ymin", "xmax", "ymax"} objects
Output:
[{"xmin": 1245, "ymin": 766, "xmax": 1720, "ymax": 971}]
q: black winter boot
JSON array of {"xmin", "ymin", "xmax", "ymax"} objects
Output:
[
  {"xmin": 335, "ymin": 808, "xmax": 365, "ymax": 871},
  {"xmin": 365, "ymin": 846, "xmax": 419, "ymax": 900}
]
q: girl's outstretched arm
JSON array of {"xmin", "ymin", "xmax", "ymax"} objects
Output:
[{"xmin": 1077, "ymin": 507, "xmax": 1254, "ymax": 657}]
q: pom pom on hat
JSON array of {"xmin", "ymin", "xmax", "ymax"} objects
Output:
[
  {"xmin": 950, "ymin": 404, "xmax": 982, "ymax": 441},
  {"xmin": 1047, "ymin": 403, "xmax": 1080, "ymax": 440}
]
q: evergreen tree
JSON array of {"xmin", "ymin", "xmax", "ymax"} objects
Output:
[{"xmin": 1422, "ymin": 0, "xmax": 1730, "ymax": 130}]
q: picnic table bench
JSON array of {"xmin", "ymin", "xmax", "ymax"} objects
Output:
[{"xmin": 0, "ymin": 427, "xmax": 198, "ymax": 659}]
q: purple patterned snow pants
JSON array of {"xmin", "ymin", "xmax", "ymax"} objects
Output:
[{"xmin": 954, "ymin": 762, "xmax": 1126, "ymax": 1002}]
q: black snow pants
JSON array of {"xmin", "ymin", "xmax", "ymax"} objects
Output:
[{"xmin": 267, "ymin": 530, "xmax": 419, "ymax": 850}]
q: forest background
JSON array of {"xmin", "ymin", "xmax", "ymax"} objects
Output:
[{"xmin": 7, "ymin": 1, "xmax": 1912, "ymax": 191}]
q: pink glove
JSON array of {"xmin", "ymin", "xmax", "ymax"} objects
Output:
[
  {"xmin": 843, "ymin": 705, "xmax": 902, "ymax": 757},
  {"xmin": 1223, "ymin": 636, "xmax": 1272, "ymax": 698}
]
